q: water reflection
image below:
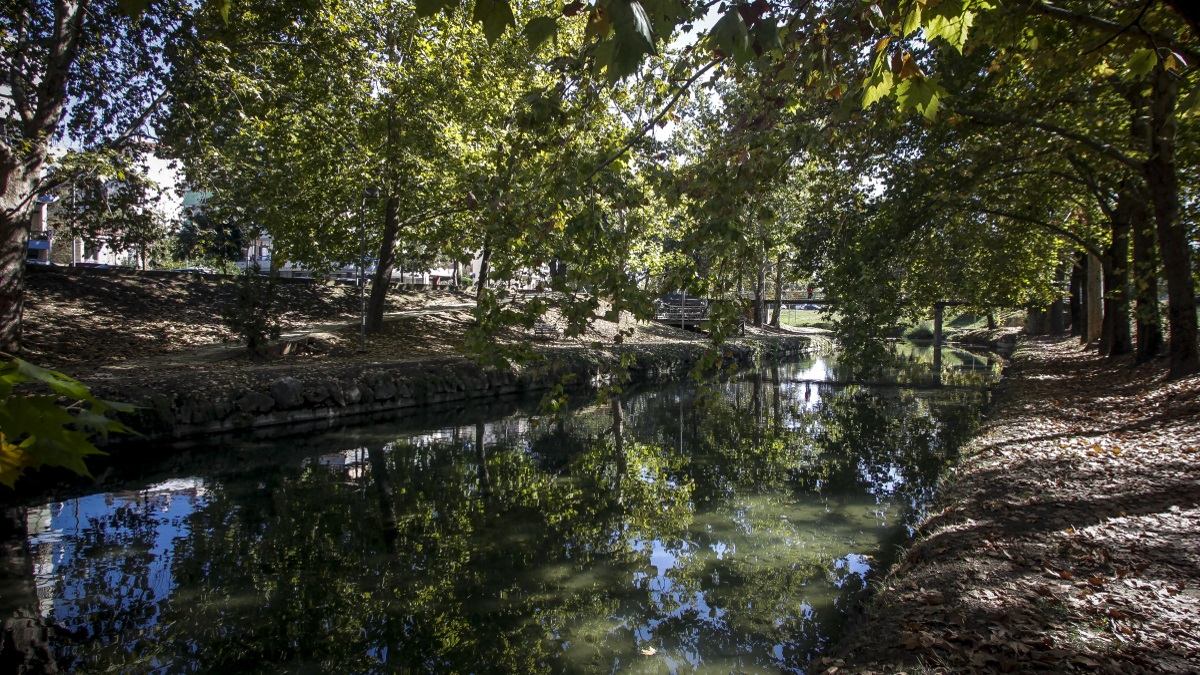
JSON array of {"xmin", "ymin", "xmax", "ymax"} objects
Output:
[{"xmin": 13, "ymin": 346, "xmax": 995, "ymax": 673}]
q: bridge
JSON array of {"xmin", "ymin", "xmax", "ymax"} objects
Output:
[
  {"xmin": 654, "ymin": 294, "xmax": 709, "ymax": 329},
  {"xmin": 665, "ymin": 290, "xmax": 976, "ymax": 346}
]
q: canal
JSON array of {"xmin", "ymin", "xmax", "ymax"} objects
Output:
[{"xmin": 7, "ymin": 344, "xmax": 998, "ymax": 673}]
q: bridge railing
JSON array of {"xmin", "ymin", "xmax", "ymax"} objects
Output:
[{"xmin": 655, "ymin": 306, "xmax": 708, "ymax": 322}]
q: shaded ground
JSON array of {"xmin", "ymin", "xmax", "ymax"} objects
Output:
[
  {"xmin": 21, "ymin": 270, "xmax": 827, "ymax": 391},
  {"xmin": 826, "ymin": 336, "xmax": 1200, "ymax": 674},
  {"xmin": 21, "ymin": 270, "xmax": 425, "ymax": 372}
]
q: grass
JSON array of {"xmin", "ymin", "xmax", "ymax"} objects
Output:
[
  {"xmin": 779, "ymin": 308, "xmax": 835, "ymax": 329},
  {"xmin": 902, "ymin": 321, "xmax": 936, "ymax": 340},
  {"xmin": 901, "ymin": 310, "xmax": 1025, "ymax": 341}
]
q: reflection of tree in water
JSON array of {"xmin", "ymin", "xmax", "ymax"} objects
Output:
[
  {"xmin": 27, "ymin": 354, "xmax": 991, "ymax": 672},
  {"xmin": 795, "ymin": 386, "xmax": 984, "ymax": 527}
]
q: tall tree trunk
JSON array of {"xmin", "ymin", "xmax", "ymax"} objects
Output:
[
  {"xmin": 769, "ymin": 254, "xmax": 783, "ymax": 328},
  {"xmin": 366, "ymin": 194, "xmax": 401, "ymax": 333},
  {"xmin": 475, "ymin": 236, "xmax": 492, "ymax": 299},
  {"xmin": 1144, "ymin": 65, "xmax": 1198, "ymax": 377},
  {"xmin": 1050, "ymin": 260, "xmax": 1069, "ymax": 336},
  {"xmin": 1131, "ymin": 193, "xmax": 1162, "ymax": 363},
  {"xmin": 1101, "ymin": 183, "xmax": 1134, "ymax": 357},
  {"xmin": 1123, "ymin": 76, "xmax": 1165, "ymax": 364},
  {"xmin": 1069, "ymin": 252, "xmax": 1085, "ymax": 337},
  {"xmin": 753, "ymin": 261, "xmax": 765, "ymax": 328},
  {"xmin": 0, "ymin": 177, "xmax": 35, "ymax": 353},
  {"xmin": 1085, "ymin": 253, "xmax": 1103, "ymax": 345},
  {"xmin": 0, "ymin": 0, "xmax": 87, "ymax": 353}
]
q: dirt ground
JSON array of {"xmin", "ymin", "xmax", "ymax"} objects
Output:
[
  {"xmin": 21, "ymin": 270, "xmax": 820, "ymax": 386},
  {"xmin": 21, "ymin": 270, "xmax": 422, "ymax": 371},
  {"xmin": 828, "ymin": 336, "xmax": 1200, "ymax": 674}
]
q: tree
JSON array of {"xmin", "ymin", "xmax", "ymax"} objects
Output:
[
  {"xmin": 51, "ymin": 151, "xmax": 169, "ymax": 269},
  {"xmin": 0, "ymin": 0, "xmax": 210, "ymax": 352},
  {"xmin": 864, "ymin": 0, "xmax": 1198, "ymax": 375}
]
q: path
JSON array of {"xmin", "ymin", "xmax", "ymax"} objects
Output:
[{"xmin": 828, "ymin": 336, "xmax": 1200, "ymax": 674}]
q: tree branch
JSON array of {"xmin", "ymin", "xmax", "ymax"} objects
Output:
[
  {"xmin": 1028, "ymin": 0, "xmax": 1200, "ymax": 64},
  {"xmin": 1063, "ymin": 151, "xmax": 1121, "ymax": 220},
  {"xmin": 32, "ymin": 0, "xmax": 88, "ymax": 137},
  {"xmin": 110, "ymin": 90, "xmax": 170, "ymax": 148},
  {"xmin": 951, "ymin": 107, "xmax": 1143, "ymax": 172},
  {"xmin": 400, "ymin": 203, "xmax": 474, "ymax": 229},
  {"xmin": 972, "ymin": 205, "xmax": 1105, "ymax": 260},
  {"xmin": 585, "ymin": 58, "xmax": 719, "ymax": 184}
]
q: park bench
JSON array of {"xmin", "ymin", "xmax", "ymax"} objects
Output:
[{"xmin": 534, "ymin": 322, "xmax": 561, "ymax": 340}]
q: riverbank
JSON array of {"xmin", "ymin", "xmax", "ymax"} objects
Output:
[
  {"xmin": 20, "ymin": 270, "xmax": 829, "ymax": 443},
  {"xmin": 91, "ymin": 334, "xmax": 821, "ymax": 444},
  {"xmin": 825, "ymin": 336, "xmax": 1200, "ymax": 674}
]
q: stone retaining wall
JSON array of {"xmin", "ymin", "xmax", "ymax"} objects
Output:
[{"xmin": 113, "ymin": 336, "xmax": 818, "ymax": 443}]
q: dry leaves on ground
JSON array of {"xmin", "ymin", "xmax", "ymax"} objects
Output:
[{"xmin": 834, "ymin": 336, "xmax": 1200, "ymax": 675}]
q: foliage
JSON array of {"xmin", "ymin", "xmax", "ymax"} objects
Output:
[
  {"xmin": 49, "ymin": 151, "xmax": 171, "ymax": 268},
  {"xmin": 0, "ymin": 354, "xmax": 135, "ymax": 488},
  {"xmin": 220, "ymin": 269, "xmax": 281, "ymax": 356}
]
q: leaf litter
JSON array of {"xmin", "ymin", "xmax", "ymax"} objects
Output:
[{"xmin": 827, "ymin": 336, "xmax": 1200, "ymax": 674}]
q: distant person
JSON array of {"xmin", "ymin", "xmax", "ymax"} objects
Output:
[{"xmin": 807, "ymin": 285, "xmax": 813, "ymax": 299}]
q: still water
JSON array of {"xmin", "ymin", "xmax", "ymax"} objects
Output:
[{"xmin": 18, "ymin": 346, "xmax": 996, "ymax": 673}]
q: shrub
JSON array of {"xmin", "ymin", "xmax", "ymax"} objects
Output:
[{"xmin": 221, "ymin": 269, "xmax": 280, "ymax": 356}]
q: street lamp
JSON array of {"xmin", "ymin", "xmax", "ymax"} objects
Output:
[{"xmin": 359, "ymin": 187, "xmax": 381, "ymax": 353}]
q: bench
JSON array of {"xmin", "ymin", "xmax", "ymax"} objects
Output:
[{"xmin": 534, "ymin": 322, "xmax": 561, "ymax": 339}]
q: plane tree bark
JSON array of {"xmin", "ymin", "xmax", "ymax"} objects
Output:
[
  {"xmin": 957, "ymin": 102, "xmax": 1197, "ymax": 378},
  {"xmin": 0, "ymin": 0, "xmax": 88, "ymax": 353}
]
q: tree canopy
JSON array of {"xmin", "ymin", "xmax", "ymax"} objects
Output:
[{"xmin": 1, "ymin": 0, "xmax": 1197, "ymax": 377}]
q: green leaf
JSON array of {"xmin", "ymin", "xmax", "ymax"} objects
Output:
[
  {"xmin": 604, "ymin": 0, "xmax": 657, "ymax": 81},
  {"xmin": 895, "ymin": 76, "xmax": 946, "ymax": 120},
  {"xmin": 709, "ymin": 9, "xmax": 750, "ymax": 62},
  {"xmin": 1, "ymin": 356, "xmax": 132, "ymax": 487},
  {"xmin": 1180, "ymin": 82, "xmax": 1200, "ymax": 117},
  {"xmin": 625, "ymin": 0, "xmax": 656, "ymax": 50},
  {"xmin": 1127, "ymin": 48, "xmax": 1157, "ymax": 78},
  {"xmin": 15, "ymin": 359, "xmax": 97, "ymax": 403},
  {"xmin": 473, "ymin": 0, "xmax": 516, "ymax": 44},
  {"xmin": 862, "ymin": 69, "xmax": 895, "ymax": 108},
  {"xmin": 901, "ymin": 3, "xmax": 923, "ymax": 37},
  {"xmin": 591, "ymin": 39, "xmax": 616, "ymax": 77},
  {"xmin": 215, "ymin": 0, "xmax": 232, "ymax": 23},
  {"xmin": 923, "ymin": 0, "xmax": 975, "ymax": 54},
  {"xmin": 753, "ymin": 18, "xmax": 782, "ymax": 54},
  {"xmin": 524, "ymin": 16, "xmax": 559, "ymax": 52}
]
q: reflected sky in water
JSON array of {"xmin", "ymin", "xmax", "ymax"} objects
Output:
[{"xmin": 21, "ymin": 346, "xmax": 997, "ymax": 673}]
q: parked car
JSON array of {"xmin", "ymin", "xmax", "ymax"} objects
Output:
[
  {"xmin": 69, "ymin": 262, "xmax": 114, "ymax": 269},
  {"xmin": 176, "ymin": 266, "xmax": 218, "ymax": 274},
  {"xmin": 26, "ymin": 259, "xmax": 58, "ymax": 266}
]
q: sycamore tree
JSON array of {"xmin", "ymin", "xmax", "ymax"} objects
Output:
[
  {"xmin": 0, "ymin": 0, "xmax": 200, "ymax": 351},
  {"xmin": 162, "ymin": 0, "xmax": 595, "ymax": 336},
  {"xmin": 49, "ymin": 151, "xmax": 169, "ymax": 269},
  {"xmin": 861, "ymin": 0, "xmax": 1198, "ymax": 375}
]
